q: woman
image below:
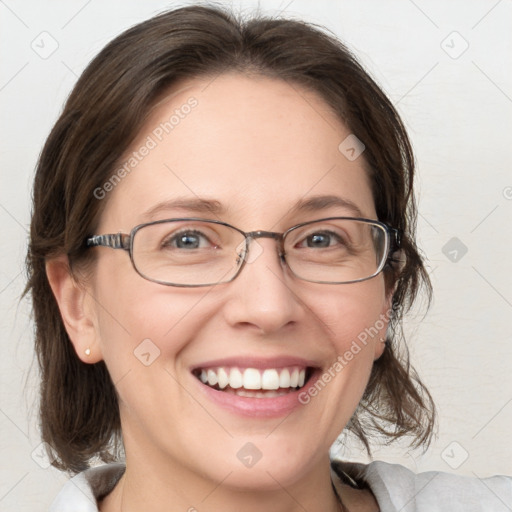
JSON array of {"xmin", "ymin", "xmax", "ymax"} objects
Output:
[{"xmin": 25, "ymin": 4, "xmax": 511, "ymax": 511}]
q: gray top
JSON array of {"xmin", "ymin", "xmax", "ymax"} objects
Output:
[{"xmin": 48, "ymin": 460, "xmax": 512, "ymax": 511}]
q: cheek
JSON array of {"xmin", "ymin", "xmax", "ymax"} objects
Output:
[
  {"xmin": 91, "ymin": 258, "xmax": 218, "ymax": 380},
  {"xmin": 288, "ymin": 281, "xmax": 389, "ymax": 447},
  {"xmin": 313, "ymin": 278, "xmax": 389, "ymax": 349},
  {"xmin": 311, "ymin": 280, "xmax": 387, "ymax": 394}
]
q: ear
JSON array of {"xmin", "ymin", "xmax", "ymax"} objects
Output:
[
  {"xmin": 390, "ymin": 248, "xmax": 406, "ymax": 273},
  {"xmin": 373, "ymin": 289, "xmax": 394, "ymax": 361},
  {"xmin": 45, "ymin": 255, "xmax": 103, "ymax": 364}
]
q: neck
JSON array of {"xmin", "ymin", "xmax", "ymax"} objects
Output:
[{"xmin": 100, "ymin": 449, "xmax": 343, "ymax": 512}]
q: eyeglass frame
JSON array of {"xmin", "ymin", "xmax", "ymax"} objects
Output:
[{"xmin": 85, "ymin": 216, "xmax": 401, "ymax": 287}]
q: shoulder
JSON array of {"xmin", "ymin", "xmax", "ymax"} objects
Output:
[
  {"xmin": 48, "ymin": 464, "xmax": 125, "ymax": 512},
  {"xmin": 331, "ymin": 459, "xmax": 512, "ymax": 511}
]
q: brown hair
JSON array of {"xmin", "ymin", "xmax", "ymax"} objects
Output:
[{"xmin": 25, "ymin": 3, "xmax": 436, "ymax": 474}]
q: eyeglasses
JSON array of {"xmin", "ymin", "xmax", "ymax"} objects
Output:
[{"xmin": 85, "ymin": 217, "xmax": 400, "ymax": 287}]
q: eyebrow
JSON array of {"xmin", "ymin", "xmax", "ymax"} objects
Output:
[
  {"xmin": 142, "ymin": 197, "xmax": 226, "ymax": 220},
  {"xmin": 140, "ymin": 194, "xmax": 365, "ymax": 221},
  {"xmin": 289, "ymin": 195, "xmax": 365, "ymax": 218}
]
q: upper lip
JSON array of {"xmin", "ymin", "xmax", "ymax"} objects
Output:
[{"xmin": 190, "ymin": 355, "xmax": 321, "ymax": 372}]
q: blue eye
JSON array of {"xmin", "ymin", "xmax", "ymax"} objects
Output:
[
  {"xmin": 306, "ymin": 233, "xmax": 332, "ymax": 248},
  {"xmin": 164, "ymin": 230, "xmax": 211, "ymax": 249},
  {"xmin": 299, "ymin": 231, "xmax": 344, "ymax": 249}
]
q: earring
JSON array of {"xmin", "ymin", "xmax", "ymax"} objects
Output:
[
  {"xmin": 85, "ymin": 348, "xmax": 91, "ymax": 356},
  {"xmin": 379, "ymin": 337, "xmax": 386, "ymax": 344}
]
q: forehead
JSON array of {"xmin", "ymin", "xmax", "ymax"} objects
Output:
[{"xmin": 99, "ymin": 73, "xmax": 376, "ymax": 231}]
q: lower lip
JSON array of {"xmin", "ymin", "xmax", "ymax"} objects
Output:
[{"xmin": 194, "ymin": 373, "xmax": 317, "ymax": 418}]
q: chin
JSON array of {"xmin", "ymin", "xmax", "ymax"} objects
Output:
[{"xmin": 195, "ymin": 435, "xmax": 324, "ymax": 491}]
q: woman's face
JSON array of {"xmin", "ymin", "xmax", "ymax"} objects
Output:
[{"xmin": 87, "ymin": 73, "xmax": 390, "ymax": 489}]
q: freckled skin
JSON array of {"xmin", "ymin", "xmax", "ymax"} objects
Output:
[{"xmin": 74, "ymin": 74, "xmax": 388, "ymax": 512}]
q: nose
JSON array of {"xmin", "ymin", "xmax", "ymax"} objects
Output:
[{"xmin": 222, "ymin": 237, "xmax": 303, "ymax": 335}]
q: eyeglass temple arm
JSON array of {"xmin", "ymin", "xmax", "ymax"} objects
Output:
[
  {"xmin": 86, "ymin": 233, "xmax": 131, "ymax": 250},
  {"xmin": 390, "ymin": 228, "xmax": 401, "ymax": 249},
  {"xmin": 386, "ymin": 227, "xmax": 405, "ymax": 269}
]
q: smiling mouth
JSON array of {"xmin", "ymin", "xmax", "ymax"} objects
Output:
[{"xmin": 193, "ymin": 366, "xmax": 314, "ymax": 398}]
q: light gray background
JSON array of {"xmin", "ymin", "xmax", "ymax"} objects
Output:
[{"xmin": 1, "ymin": 0, "xmax": 511, "ymax": 510}]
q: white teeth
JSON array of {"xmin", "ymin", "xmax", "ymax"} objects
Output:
[
  {"xmin": 279, "ymin": 368, "xmax": 291, "ymax": 388},
  {"xmin": 207, "ymin": 369, "xmax": 218, "ymax": 386},
  {"xmin": 217, "ymin": 367, "xmax": 229, "ymax": 389},
  {"xmin": 198, "ymin": 366, "xmax": 308, "ymax": 391},
  {"xmin": 243, "ymin": 368, "xmax": 261, "ymax": 389},
  {"xmin": 229, "ymin": 368, "xmax": 243, "ymax": 389},
  {"xmin": 290, "ymin": 368, "xmax": 299, "ymax": 387},
  {"xmin": 261, "ymin": 369, "xmax": 280, "ymax": 390},
  {"xmin": 232, "ymin": 389, "xmax": 291, "ymax": 398},
  {"xmin": 298, "ymin": 369, "xmax": 306, "ymax": 387}
]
